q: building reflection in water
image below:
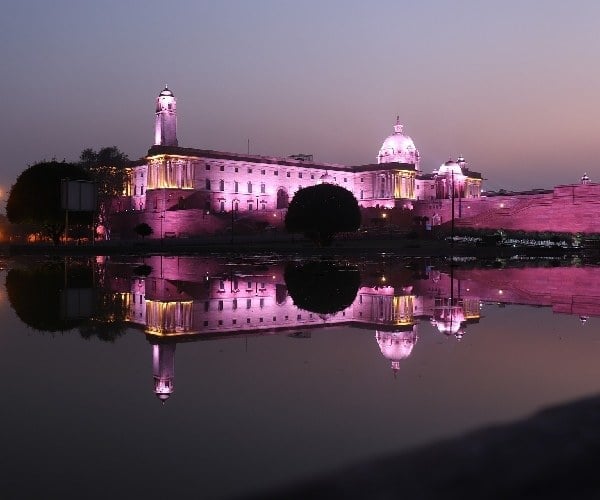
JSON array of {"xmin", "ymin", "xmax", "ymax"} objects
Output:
[
  {"xmin": 102, "ymin": 256, "xmax": 476, "ymax": 402},
  {"xmin": 93, "ymin": 256, "xmax": 600, "ymax": 401}
]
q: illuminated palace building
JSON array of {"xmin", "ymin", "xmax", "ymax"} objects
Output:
[
  {"xmin": 110, "ymin": 87, "xmax": 483, "ymax": 237},
  {"xmin": 111, "ymin": 87, "xmax": 600, "ymax": 237}
]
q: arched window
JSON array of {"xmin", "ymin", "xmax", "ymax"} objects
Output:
[
  {"xmin": 276, "ymin": 188, "xmax": 289, "ymax": 209},
  {"xmin": 260, "ymin": 183, "xmax": 266, "ymax": 194},
  {"xmin": 219, "ymin": 179, "xmax": 225, "ymax": 191}
]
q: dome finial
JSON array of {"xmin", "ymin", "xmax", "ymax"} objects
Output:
[{"xmin": 394, "ymin": 116, "xmax": 403, "ymax": 134}]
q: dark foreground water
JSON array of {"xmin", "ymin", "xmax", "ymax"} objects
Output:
[{"xmin": 1, "ymin": 255, "xmax": 599, "ymax": 499}]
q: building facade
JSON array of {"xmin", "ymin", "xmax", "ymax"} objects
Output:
[{"xmin": 109, "ymin": 87, "xmax": 482, "ymax": 238}]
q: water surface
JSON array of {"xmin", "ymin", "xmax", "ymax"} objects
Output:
[{"xmin": 1, "ymin": 256, "xmax": 599, "ymax": 499}]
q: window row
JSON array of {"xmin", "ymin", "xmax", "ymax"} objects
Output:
[
  {"xmin": 201, "ymin": 313, "xmax": 315, "ymax": 327},
  {"xmin": 205, "ymin": 180, "xmax": 267, "ymax": 194}
]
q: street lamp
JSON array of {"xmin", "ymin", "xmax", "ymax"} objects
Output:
[
  {"xmin": 451, "ymin": 170, "xmax": 455, "ymax": 248},
  {"xmin": 230, "ymin": 199, "xmax": 236, "ymax": 244}
]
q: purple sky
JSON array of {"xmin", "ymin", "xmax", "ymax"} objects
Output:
[{"xmin": 2, "ymin": 0, "xmax": 600, "ymax": 195}]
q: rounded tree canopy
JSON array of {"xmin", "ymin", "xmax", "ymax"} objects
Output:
[
  {"xmin": 6, "ymin": 263, "xmax": 92, "ymax": 332},
  {"xmin": 7, "ymin": 161, "xmax": 91, "ymax": 226},
  {"xmin": 284, "ymin": 261, "xmax": 361, "ymax": 314},
  {"xmin": 285, "ymin": 184, "xmax": 361, "ymax": 246}
]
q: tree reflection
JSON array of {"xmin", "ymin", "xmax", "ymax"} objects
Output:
[
  {"xmin": 6, "ymin": 261, "xmax": 127, "ymax": 341},
  {"xmin": 6, "ymin": 262, "xmax": 90, "ymax": 332},
  {"xmin": 284, "ymin": 261, "xmax": 360, "ymax": 314}
]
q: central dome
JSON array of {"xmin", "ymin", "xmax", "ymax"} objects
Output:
[{"xmin": 377, "ymin": 118, "xmax": 420, "ymax": 168}]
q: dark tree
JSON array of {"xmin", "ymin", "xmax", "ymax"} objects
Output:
[
  {"xmin": 6, "ymin": 161, "xmax": 92, "ymax": 244},
  {"xmin": 6, "ymin": 260, "xmax": 127, "ymax": 342},
  {"xmin": 285, "ymin": 184, "xmax": 361, "ymax": 246},
  {"xmin": 284, "ymin": 261, "xmax": 361, "ymax": 314},
  {"xmin": 6, "ymin": 262, "xmax": 92, "ymax": 332},
  {"xmin": 134, "ymin": 222, "xmax": 153, "ymax": 239},
  {"xmin": 79, "ymin": 147, "xmax": 130, "ymax": 232}
]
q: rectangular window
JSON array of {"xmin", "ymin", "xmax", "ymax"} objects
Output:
[
  {"xmin": 261, "ymin": 170, "xmax": 266, "ymax": 175},
  {"xmin": 218, "ymin": 300, "xmax": 223, "ymax": 311},
  {"xmin": 260, "ymin": 298, "xmax": 264, "ymax": 308},
  {"xmin": 299, "ymin": 173, "xmax": 303, "ymax": 179},
  {"xmin": 235, "ymin": 167, "xmax": 238, "ymax": 172},
  {"xmin": 220, "ymin": 165, "xmax": 224, "ymax": 171},
  {"xmin": 274, "ymin": 171, "xmax": 279, "ymax": 176},
  {"xmin": 205, "ymin": 179, "xmax": 211, "ymax": 190},
  {"xmin": 248, "ymin": 168, "xmax": 252, "ymax": 174},
  {"xmin": 203, "ymin": 320, "xmax": 209, "ymax": 326},
  {"xmin": 205, "ymin": 165, "xmax": 210, "ymax": 171},
  {"xmin": 234, "ymin": 181, "xmax": 239, "ymax": 193},
  {"xmin": 261, "ymin": 183, "xmax": 265, "ymax": 194},
  {"xmin": 141, "ymin": 186, "xmax": 144, "ymax": 195},
  {"xmin": 246, "ymin": 299, "xmax": 251, "ymax": 309},
  {"xmin": 311, "ymin": 175, "xmax": 314, "ymax": 179},
  {"xmin": 233, "ymin": 299, "xmax": 237, "ymax": 310},
  {"xmin": 286, "ymin": 172, "xmax": 291, "ymax": 177},
  {"xmin": 204, "ymin": 301, "xmax": 209, "ymax": 312}
]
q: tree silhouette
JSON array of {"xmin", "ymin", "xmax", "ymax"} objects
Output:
[
  {"xmin": 7, "ymin": 161, "xmax": 92, "ymax": 244},
  {"xmin": 285, "ymin": 184, "xmax": 361, "ymax": 246},
  {"xmin": 284, "ymin": 261, "xmax": 360, "ymax": 314},
  {"xmin": 134, "ymin": 222, "xmax": 153, "ymax": 239},
  {"xmin": 6, "ymin": 262, "xmax": 91, "ymax": 332},
  {"xmin": 78, "ymin": 147, "xmax": 129, "ymax": 233}
]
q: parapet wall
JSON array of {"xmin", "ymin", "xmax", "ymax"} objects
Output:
[{"xmin": 415, "ymin": 183, "xmax": 600, "ymax": 234}]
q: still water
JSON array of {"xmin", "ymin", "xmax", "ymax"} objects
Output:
[{"xmin": 1, "ymin": 255, "xmax": 600, "ymax": 499}]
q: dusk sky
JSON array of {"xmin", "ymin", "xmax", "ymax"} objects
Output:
[{"xmin": 2, "ymin": 0, "xmax": 600, "ymax": 195}]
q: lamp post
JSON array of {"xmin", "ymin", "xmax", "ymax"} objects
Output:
[
  {"xmin": 230, "ymin": 199, "xmax": 235, "ymax": 244},
  {"xmin": 451, "ymin": 170, "xmax": 455, "ymax": 248}
]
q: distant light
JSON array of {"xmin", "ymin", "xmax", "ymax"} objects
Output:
[
  {"xmin": 498, "ymin": 290, "xmax": 503, "ymax": 294},
  {"xmin": 500, "ymin": 203, "xmax": 505, "ymax": 208}
]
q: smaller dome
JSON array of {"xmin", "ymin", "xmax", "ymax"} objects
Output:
[
  {"xmin": 437, "ymin": 159, "xmax": 463, "ymax": 176},
  {"xmin": 159, "ymin": 85, "xmax": 174, "ymax": 97},
  {"xmin": 319, "ymin": 172, "xmax": 333, "ymax": 184},
  {"xmin": 581, "ymin": 173, "xmax": 590, "ymax": 184},
  {"xmin": 376, "ymin": 329, "xmax": 418, "ymax": 373},
  {"xmin": 433, "ymin": 305, "xmax": 465, "ymax": 335},
  {"xmin": 156, "ymin": 393, "xmax": 171, "ymax": 402}
]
